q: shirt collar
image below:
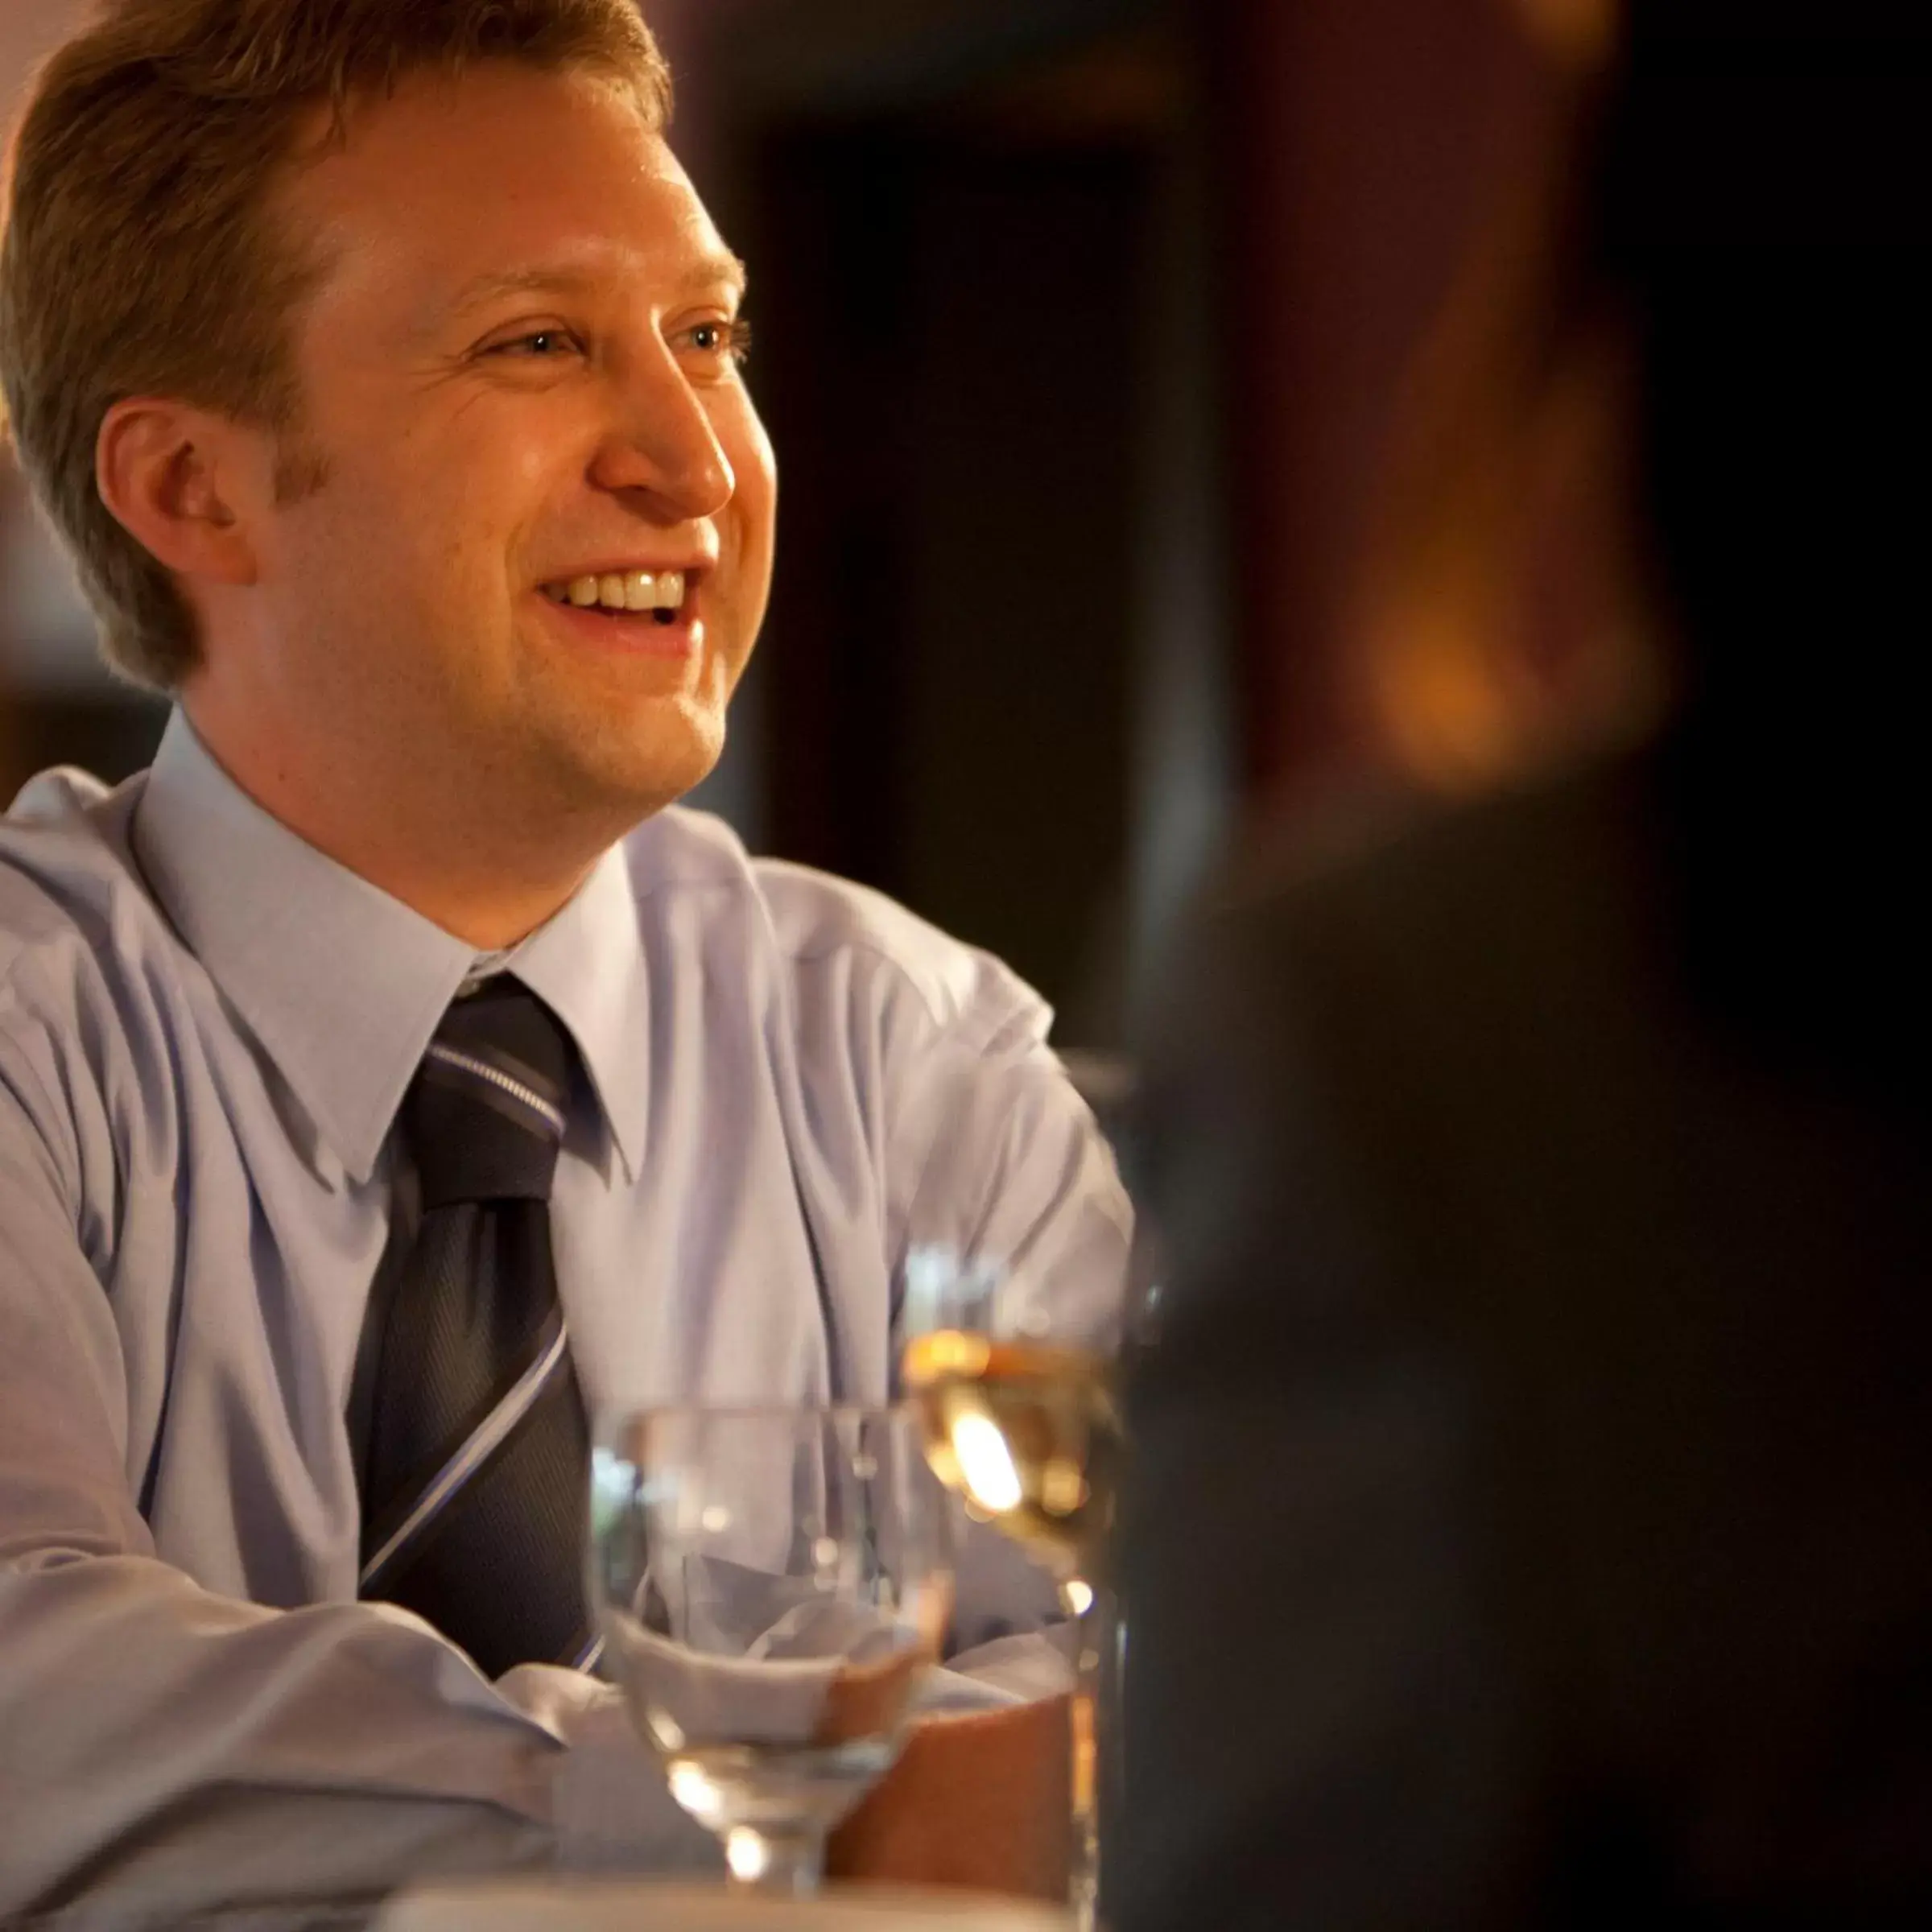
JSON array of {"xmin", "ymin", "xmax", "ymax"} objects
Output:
[
  {"xmin": 502, "ymin": 839, "xmax": 650, "ymax": 1185},
  {"xmin": 132, "ymin": 710, "xmax": 650, "ymax": 1184}
]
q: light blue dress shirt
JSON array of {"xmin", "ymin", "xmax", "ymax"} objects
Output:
[{"xmin": 0, "ymin": 711, "xmax": 1129, "ymax": 1919}]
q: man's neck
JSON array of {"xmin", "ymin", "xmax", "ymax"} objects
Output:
[{"xmin": 180, "ymin": 699, "xmax": 615, "ymax": 950}]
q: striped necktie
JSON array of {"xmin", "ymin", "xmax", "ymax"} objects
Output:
[{"xmin": 355, "ymin": 979, "xmax": 596, "ymax": 1677}]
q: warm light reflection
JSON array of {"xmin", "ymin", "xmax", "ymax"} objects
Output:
[
  {"xmin": 669, "ymin": 1758, "xmax": 722, "ymax": 1825},
  {"xmin": 726, "ymin": 1827, "xmax": 771, "ymax": 1885},
  {"xmin": 1041, "ymin": 1455, "xmax": 1088, "ymax": 1517},
  {"xmin": 1510, "ymin": 0, "xmax": 1617, "ymax": 70},
  {"xmin": 952, "ymin": 1411, "xmax": 1024, "ymax": 1513}
]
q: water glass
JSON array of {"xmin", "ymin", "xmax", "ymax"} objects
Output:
[{"xmin": 589, "ymin": 1406, "xmax": 954, "ymax": 1897}]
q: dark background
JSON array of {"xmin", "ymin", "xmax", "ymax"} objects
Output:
[{"xmin": 1, "ymin": 0, "xmax": 1559, "ymax": 1046}]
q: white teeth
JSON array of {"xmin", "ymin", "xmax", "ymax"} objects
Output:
[{"xmin": 544, "ymin": 568, "xmax": 688, "ymax": 613}]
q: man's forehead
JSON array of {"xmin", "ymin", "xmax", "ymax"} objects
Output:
[
  {"xmin": 440, "ymin": 244, "xmax": 749, "ymax": 320},
  {"xmin": 277, "ymin": 68, "xmax": 743, "ymax": 322}
]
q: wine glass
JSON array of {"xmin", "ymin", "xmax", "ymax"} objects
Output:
[
  {"xmin": 589, "ymin": 1406, "xmax": 954, "ymax": 1897},
  {"xmin": 899, "ymin": 1257, "xmax": 1122, "ymax": 1617},
  {"xmin": 898, "ymin": 1249, "xmax": 1126, "ymax": 1932}
]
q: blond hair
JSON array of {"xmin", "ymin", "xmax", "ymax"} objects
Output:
[{"xmin": 0, "ymin": 0, "xmax": 671, "ymax": 688}]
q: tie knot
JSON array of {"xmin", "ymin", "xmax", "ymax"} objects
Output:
[{"xmin": 405, "ymin": 980, "xmax": 575, "ymax": 1208}]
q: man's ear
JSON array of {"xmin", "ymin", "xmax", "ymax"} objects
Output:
[{"xmin": 96, "ymin": 398, "xmax": 265, "ymax": 589}]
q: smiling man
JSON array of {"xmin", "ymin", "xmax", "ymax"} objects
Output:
[{"xmin": 0, "ymin": 0, "xmax": 1125, "ymax": 1916}]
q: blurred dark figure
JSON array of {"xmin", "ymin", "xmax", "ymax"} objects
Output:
[{"xmin": 1120, "ymin": 3, "xmax": 1932, "ymax": 1927}]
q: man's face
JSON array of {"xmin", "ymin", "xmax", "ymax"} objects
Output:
[{"xmin": 230, "ymin": 62, "xmax": 775, "ymax": 826}]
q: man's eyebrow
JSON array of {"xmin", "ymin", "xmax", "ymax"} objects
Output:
[
  {"xmin": 443, "ymin": 251, "xmax": 749, "ymax": 320},
  {"xmin": 690, "ymin": 250, "xmax": 751, "ymax": 297}
]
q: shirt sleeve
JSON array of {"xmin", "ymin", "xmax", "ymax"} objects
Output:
[
  {"xmin": 888, "ymin": 996, "xmax": 1133, "ymax": 1353},
  {"xmin": 0, "ymin": 1031, "xmax": 712, "ymax": 1918}
]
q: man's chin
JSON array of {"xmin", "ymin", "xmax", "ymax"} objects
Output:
[{"xmin": 536, "ymin": 706, "xmax": 727, "ymax": 824}]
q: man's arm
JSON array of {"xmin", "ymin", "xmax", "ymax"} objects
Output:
[
  {"xmin": 0, "ymin": 1108, "xmax": 706, "ymax": 1918},
  {"xmin": 893, "ymin": 1034, "xmax": 1131, "ymax": 1360}
]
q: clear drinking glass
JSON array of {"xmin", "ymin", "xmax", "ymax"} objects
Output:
[
  {"xmin": 589, "ymin": 1406, "xmax": 955, "ymax": 1897},
  {"xmin": 898, "ymin": 1251, "xmax": 1125, "ymax": 1932}
]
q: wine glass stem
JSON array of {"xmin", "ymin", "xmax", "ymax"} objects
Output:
[
  {"xmin": 724, "ymin": 1825, "xmax": 826, "ymax": 1897},
  {"xmin": 1071, "ymin": 1592, "xmax": 1105, "ymax": 1932}
]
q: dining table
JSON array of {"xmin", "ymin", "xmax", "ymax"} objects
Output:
[{"xmin": 372, "ymin": 1879, "xmax": 1075, "ymax": 1930}]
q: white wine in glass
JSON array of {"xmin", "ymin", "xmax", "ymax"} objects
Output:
[
  {"xmin": 900, "ymin": 1328, "xmax": 1122, "ymax": 1612},
  {"xmin": 898, "ymin": 1246, "xmax": 1127, "ymax": 1932}
]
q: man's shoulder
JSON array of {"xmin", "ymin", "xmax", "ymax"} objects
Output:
[
  {"xmin": 0, "ymin": 766, "xmax": 176, "ymax": 1157},
  {"xmin": 625, "ymin": 806, "xmax": 1051, "ymax": 1049},
  {"xmin": 0, "ymin": 764, "xmax": 159, "ymax": 985}
]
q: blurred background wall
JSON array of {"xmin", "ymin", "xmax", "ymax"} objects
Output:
[{"xmin": 2, "ymin": 0, "xmax": 1558, "ymax": 1046}]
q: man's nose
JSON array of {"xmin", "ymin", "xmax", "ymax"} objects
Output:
[{"xmin": 593, "ymin": 353, "xmax": 736, "ymax": 520}]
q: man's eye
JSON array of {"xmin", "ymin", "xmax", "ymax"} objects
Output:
[
  {"xmin": 491, "ymin": 329, "xmax": 582, "ymax": 358},
  {"xmin": 685, "ymin": 318, "xmax": 752, "ymax": 365}
]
